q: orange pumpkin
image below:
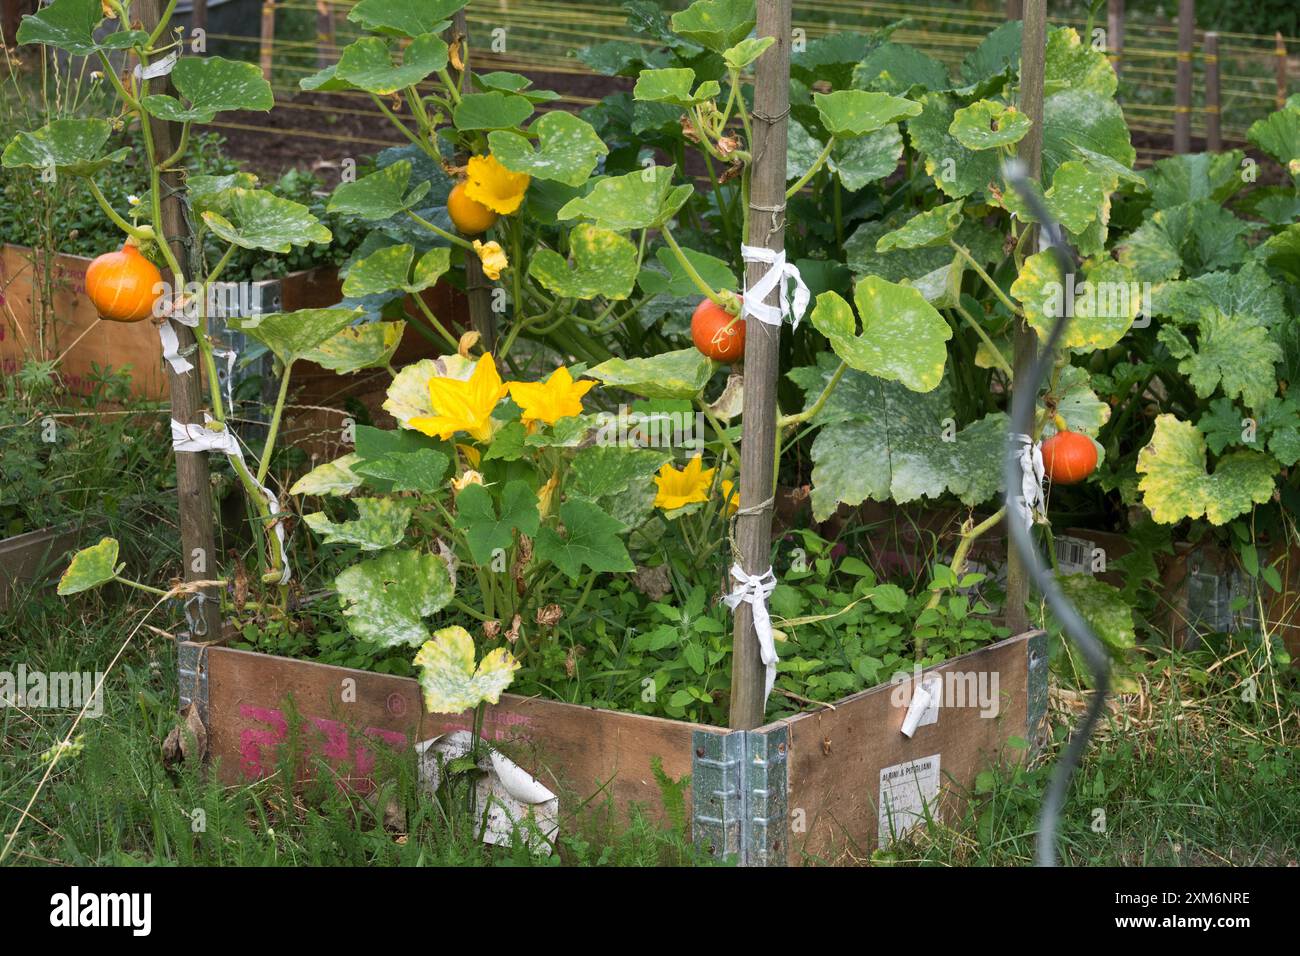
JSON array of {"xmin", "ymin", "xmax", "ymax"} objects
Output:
[
  {"xmin": 1042, "ymin": 429, "xmax": 1098, "ymax": 485},
  {"xmin": 447, "ymin": 182, "xmax": 498, "ymax": 235},
  {"xmin": 691, "ymin": 298, "xmax": 745, "ymax": 363},
  {"xmin": 85, "ymin": 242, "xmax": 163, "ymax": 323}
]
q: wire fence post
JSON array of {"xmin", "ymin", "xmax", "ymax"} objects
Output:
[
  {"xmin": 1004, "ymin": 0, "xmax": 1046, "ymax": 638},
  {"xmin": 729, "ymin": 0, "xmax": 790, "ymax": 731},
  {"xmin": 1107, "ymin": 0, "xmax": 1125, "ymax": 82},
  {"xmin": 1174, "ymin": 0, "xmax": 1194, "ymax": 154},
  {"xmin": 260, "ymin": 0, "xmax": 277, "ymax": 83},
  {"xmin": 1205, "ymin": 31, "xmax": 1221, "ymax": 152},
  {"xmin": 138, "ymin": 0, "xmax": 223, "ymax": 640},
  {"xmin": 316, "ymin": 0, "xmax": 334, "ymax": 70},
  {"xmin": 192, "ymin": 0, "xmax": 207, "ymax": 36},
  {"xmin": 1006, "ymin": 0, "xmax": 1024, "ymax": 22},
  {"xmin": 1277, "ymin": 32, "xmax": 1290, "ymax": 111}
]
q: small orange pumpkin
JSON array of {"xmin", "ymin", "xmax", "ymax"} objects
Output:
[
  {"xmin": 691, "ymin": 298, "xmax": 745, "ymax": 363},
  {"xmin": 447, "ymin": 182, "xmax": 498, "ymax": 235},
  {"xmin": 85, "ymin": 242, "xmax": 163, "ymax": 323},
  {"xmin": 1042, "ymin": 429, "xmax": 1098, "ymax": 485}
]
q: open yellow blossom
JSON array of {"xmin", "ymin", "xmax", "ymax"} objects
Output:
[
  {"xmin": 508, "ymin": 366, "xmax": 595, "ymax": 426},
  {"xmin": 464, "ymin": 154, "xmax": 530, "ymax": 215},
  {"xmin": 473, "ymin": 239, "xmax": 509, "ymax": 281},
  {"xmin": 653, "ymin": 456, "xmax": 716, "ymax": 511},
  {"xmin": 409, "ymin": 353, "xmax": 509, "ymax": 442},
  {"xmin": 721, "ymin": 479, "xmax": 740, "ymax": 516}
]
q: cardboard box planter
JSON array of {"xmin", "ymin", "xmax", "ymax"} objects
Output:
[{"xmin": 177, "ymin": 628, "xmax": 1046, "ymax": 865}]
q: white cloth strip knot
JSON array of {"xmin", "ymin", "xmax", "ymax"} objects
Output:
[
  {"xmin": 723, "ymin": 564, "xmax": 780, "ymax": 706},
  {"xmin": 171, "ymin": 416, "xmax": 292, "ymax": 584},
  {"xmin": 741, "ymin": 245, "xmax": 809, "ymax": 330},
  {"xmin": 1013, "ymin": 432, "xmax": 1046, "ymax": 533}
]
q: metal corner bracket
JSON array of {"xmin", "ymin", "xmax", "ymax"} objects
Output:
[
  {"xmin": 1026, "ymin": 629, "xmax": 1049, "ymax": 756},
  {"xmin": 176, "ymin": 638, "xmax": 210, "ymax": 727},
  {"xmin": 691, "ymin": 723, "xmax": 789, "ymax": 866}
]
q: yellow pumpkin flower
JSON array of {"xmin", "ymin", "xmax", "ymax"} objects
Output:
[
  {"xmin": 464, "ymin": 154, "xmax": 530, "ymax": 215},
  {"xmin": 653, "ymin": 456, "xmax": 716, "ymax": 511},
  {"xmin": 451, "ymin": 469, "xmax": 484, "ymax": 493},
  {"xmin": 721, "ymin": 479, "xmax": 740, "ymax": 516},
  {"xmin": 473, "ymin": 239, "xmax": 509, "ymax": 281},
  {"xmin": 409, "ymin": 353, "xmax": 510, "ymax": 442},
  {"xmin": 456, "ymin": 443, "xmax": 482, "ymax": 468},
  {"xmin": 507, "ymin": 366, "xmax": 596, "ymax": 426},
  {"xmin": 537, "ymin": 473, "xmax": 560, "ymax": 517}
]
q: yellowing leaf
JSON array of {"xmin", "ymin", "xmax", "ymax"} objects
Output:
[{"xmin": 415, "ymin": 626, "xmax": 519, "ymax": 714}]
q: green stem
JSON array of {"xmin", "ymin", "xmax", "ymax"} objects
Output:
[
  {"xmin": 786, "ymin": 136, "xmax": 835, "ymax": 199},
  {"xmin": 146, "ymin": 0, "xmax": 180, "ymax": 48},
  {"xmin": 414, "ymin": 294, "xmax": 462, "ymax": 350},
  {"xmin": 779, "ymin": 360, "xmax": 847, "ymax": 429},
  {"xmin": 697, "ymin": 398, "xmax": 740, "ymax": 468},
  {"xmin": 372, "ymin": 93, "xmax": 435, "ymax": 160},
  {"xmin": 952, "ymin": 302, "xmax": 1015, "ymax": 378},
  {"xmin": 114, "ymin": 576, "xmax": 173, "ymax": 597},
  {"xmin": 84, "ymin": 178, "xmax": 151, "ymax": 241},
  {"xmin": 661, "ymin": 224, "xmax": 727, "ymax": 307},
  {"xmin": 951, "ymin": 241, "xmax": 1022, "ymax": 318},
  {"xmin": 405, "ymin": 210, "xmax": 474, "ymax": 250},
  {"xmin": 256, "ymin": 362, "xmax": 294, "ymax": 485},
  {"xmin": 159, "ymin": 121, "xmax": 190, "ymax": 169},
  {"xmin": 916, "ymin": 505, "xmax": 1007, "ymax": 659}
]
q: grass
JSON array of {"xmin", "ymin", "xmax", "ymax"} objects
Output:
[{"xmin": 2, "ymin": 541, "xmax": 1296, "ymax": 866}]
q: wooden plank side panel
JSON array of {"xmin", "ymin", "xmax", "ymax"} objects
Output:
[
  {"xmin": 0, "ymin": 526, "xmax": 85, "ymax": 609},
  {"xmin": 204, "ymin": 645, "xmax": 719, "ymax": 825},
  {"xmin": 778, "ymin": 632, "xmax": 1032, "ymax": 864}
]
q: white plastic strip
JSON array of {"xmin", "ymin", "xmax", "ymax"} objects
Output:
[
  {"xmin": 172, "ymin": 417, "xmax": 291, "ymax": 583},
  {"xmin": 724, "ymin": 564, "xmax": 779, "ymax": 705},
  {"xmin": 1014, "ymin": 432, "xmax": 1046, "ymax": 533},
  {"xmin": 158, "ymin": 321, "xmax": 193, "ymax": 375},
  {"xmin": 740, "ymin": 245, "xmax": 809, "ymax": 330}
]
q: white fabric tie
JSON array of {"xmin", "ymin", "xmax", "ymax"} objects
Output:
[
  {"xmin": 724, "ymin": 564, "xmax": 779, "ymax": 706},
  {"xmin": 158, "ymin": 320, "xmax": 193, "ymax": 374},
  {"xmin": 1013, "ymin": 433, "xmax": 1046, "ymax": 533},
  {"xmin": 741, "ymin": 245, "xmax": 809, "ymax": 330},
  {"xmin": 172, "ymin": 416, "xmax": 291, "ymax": 583}
]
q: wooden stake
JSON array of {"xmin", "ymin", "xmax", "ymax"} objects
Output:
[
  {"xmin": 1174, "ymin": 0, "xmax": 1194, "ymax": 154},
  {"xmin": 1205, "ymin": 31, "xmax": 1221, "ymax": 152},
  {"xmin": 2, "ymin": 0, "xmax": 22, "ymax": 48},
  {"xmin": 260, "ymin": 1, "xmax": 276, "ymax": 83},
  {"xmin": 729, "ymin": 0, "xmax": 789, "ymax": 731},
  {"xmin": 138, "ymin": 0, "xmax": 222, "ymax": 638},
  {"xmin": 445, "ymin": 8, "xmax": 498, "ymax": 351},
  {"xmin": 1006, "ymin": 0, "xmax": 1024, "ymax": 21},
  {"xmin": 191, "ymin": 0, "xmax": 207, "ymax": 36},
  {"xmin": 1107, "ymin": 0, "xmax": 1125, "ymax": 82},
  {"xmin": 1278, "ymin": 32, "xmax": 1290, "ymax": 111},
  {"xmin": 1004, "ymin": 0, "xmax": 1046, "ymax": 638}
]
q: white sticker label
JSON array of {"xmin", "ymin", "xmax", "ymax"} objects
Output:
[
  {"xmin": 1055, "ymin": 535, "xmax": 1093, "ymax": 575},
  {"xmin": 878, "ymin": 753, "xmax": 941, "ymax": 845}
]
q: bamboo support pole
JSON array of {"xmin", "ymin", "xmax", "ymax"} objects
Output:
[
  {"xmin": 1174, "ymin": 0, "xmax": 1194, "ymax": 154},
  {"xmin": 729, "ymin": 0, "xmax": 790, "ymax": 731}
]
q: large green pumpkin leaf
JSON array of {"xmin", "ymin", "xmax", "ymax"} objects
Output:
[
  {"xmin": 632, "ymin": 68, "xmax": 720, "ymax": 107},
  {"xmin": 1043, "ymin": 27, "xmax": 1116, "ymax": 98},
  {"xmin": 876, "ymin": 200, "xmax": 964, "ymax": 251},
  {"xmin": 557, "ymin": 166, "xmax": 692, "ymax": 231},
  {"xmin": 1143, "ymin": 151, "xmax": 1247, "ymax": 210},
  {"xmin": 669, "ymin": 0, "xmax": 756, "ymax": 52},
  {"xmin": 1247, "ymin": 106, "xmax": 1300, "ymax": 173},
  {"xmin": 1137, "ymin": 416, "xmax": 1277, "ymax": 525},
  {"xmin": 638, "ymin": 246, "xmax": 737, "ymax": 298},
  {"xmin": 1117, "ymin": 200, "xmax": 1252, "ymax": 283},
  {"xmin": 290, "ymin": 453, "xmax": 364, "ymax": 496},
  {"xmin": 342, "ymin": 244, "xmax": 450, "ymax": 297},
  {"xmin": 814, "ymin": 90, "xmax": 921, "ymax": 137},
  {"xmin": 1048, "ymin": 365, "xmax": 1110, "ymax": 436},
  {"xmin": 1157, "ymin": 314, "xmax": 1282, "ymax": 412},
  {"xmin": 587, "ymin": 348, "xmax": 715, "ymax": 399},
  {"xmin": 949, "ymin": 99, "xmax": 1031, "ymax": 150},
  {"xmin": 57, "ymin": 537, "xmax": 120, "ymax": 595},
  {"xmin": 202, "ymin": 188, "xmax": 332, "ymax": 253},
  {"xmin": 1040, "ymin": 89, "xmax": 1134, "ymax": 180},
  {"xmin": 535, "ymin": 500, "xmax": 633, "ymax": 577},
  {"xmin": 1012, "ymin": 252, "xmax": 1139, "ymax": 352},
  {"xmin": 336, "ymin": 549, "xmax": 455, "ymax": 647},
  {"xmin": 348, "ymin": 0, "xmax": 466, "ymax": 37},
  {"xmin": 529, "ymin": 224, "xmax": 637, "ymax": 300},
  {"xmin": 1055, "ymin": 574, "xmax": 1135, "ymax": 652},
  {"xmin": 723, "ymin": 36, "xmax": 775, "ymax": 70},
  {"xmin": 353, "ymin": 447, "xmax": 450, "ymax": 493},
  {"xmin": 335, "ymin": 34, "xmax": 448, "ymax": 94},
  {"xmin": 810, "ymin": 280, "xmax": 951, "ymax": 393},
  {"xmin": 790, "ymin": 358, "xmax": 1006, "ymax": 518},
  {"xmin": 452, "ymin": 91, "xmax": 534, "ymax": 130},
  {"xmin": 301, "ymin": 321, "xmax": 405, "ymax": 373},
  {"xmin": 847, "ymin": 217, "xmax": 1000, "ymax": 283},
  {"xmin": 327, "ymin": 160, "xmax": 431, "ymax": 219},
  {"xmin": 304, "ymin": 498, "xmax": 414, "ymax": 550},
  {"xmin": 829, "ymin": 125, "xmax": 904, "ymax": 190},
  {"xmin": 141, "ymin": 56, "xmax": 273, "ymax": 123},
  {"xmin": 230, "ymin": 307, "xmax": 364, "ymax": 365},
  {"xmin": 488, "ymin": 111, "xmax": 608, "ymax": 187},
  {"xmin": 415, "ymin": 626, "xmax": 518, "ymax": 714},
  {"xmin": 2, "ymin": 119, "xmax": 129, "ymax": 176},
  {"xmin": 906, "ymin": 92, "xmax": 1000, "ymax": 198},
  {"xmin": 16, "ymin": 0, "xmax": 146, "ymax": 54},
  {"xmin": 455, "ymin": 481, "xmax": 540, "ymax": 566},
  {"xmin": 852, "ymin": 42, "xmax": 950, "ymax": 96}
]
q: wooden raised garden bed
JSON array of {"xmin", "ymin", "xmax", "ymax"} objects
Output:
[
  {"xmin": 0, "ymin": 524, "xmax": 87, "ymax": 610},
  {"xmin": 178, "ymin": 628, "xmax": 1047, "ymax": 865}
]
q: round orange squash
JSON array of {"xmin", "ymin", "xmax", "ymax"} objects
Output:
[
  {"xmin": 690, "ymin": 298, "xmax": 745, "ymax": 363},
  {"xmin": 85, "ymin": 242, "xmax": 163, "ymax": 323},
  {"xmin": 1042, "ymin": 429, "xmax": 1098, "ymax": 485},
  {"xmin": 447, "ymin": 182, "xmax": 498, "ymax": 235}
]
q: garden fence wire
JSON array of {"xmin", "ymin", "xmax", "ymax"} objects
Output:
[{"xmin": 184, "ymin": 0, "xmax": 1296, "ymax": 164}]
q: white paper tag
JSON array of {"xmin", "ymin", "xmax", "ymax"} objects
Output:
[
  {"xmin": 900, "ymin": 674, "xmax": 942, "ymax": 737},
  {"xmin": 878, "ymin": 753, "xmax": 941, "ymax": 845}
]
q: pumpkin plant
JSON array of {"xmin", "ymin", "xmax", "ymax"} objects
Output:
[{"xmin": 6, "ymin": 0, "xmax": 392, "ymax": 608}]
